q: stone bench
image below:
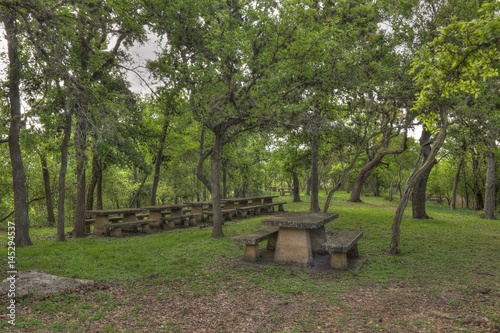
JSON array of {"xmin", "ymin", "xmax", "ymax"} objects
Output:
[
  {"xmin": 278, "ymin": 189, "xmax": 293, "ymax": 196},
  {"xmin": 234, "ymin": 227, "xmax": 279, "ymax": 262},
  {"xmin": 108, "ymin": 219, "xmax": 156, "ymax": 237},
  {"xmin": 161, "ymin": 213, "xmax": 202, "ymax": 228},
  {"xmin": 236, "ymin": 205, "xmax": 264, "ymax": 218},
  {"xmin": 206, "ymin": 209, "xmax": 236, "ymax": 223},
  {"xmin": 323, "ymin": 230, "xmax": 363, "ymax": 270},
  {"xmin": 263, "ymin": 202, "xmax": 287, "ymax": 213}
]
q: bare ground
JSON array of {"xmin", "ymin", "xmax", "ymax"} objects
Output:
[{"xmin": 2, "ymin": 266, "xmax": 499, "ymax": 333}]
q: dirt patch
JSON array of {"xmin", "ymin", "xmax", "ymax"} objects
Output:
[
  {"xmin": 0, "ymin": 270, "xmax": 96, "ymax": 297},
  {"xmin": 1, "ymin": 267, "xmax": 498, "ymax": 332}
]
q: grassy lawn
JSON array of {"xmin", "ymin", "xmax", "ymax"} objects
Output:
[{"xmin": 1, "ymin": 192, "xmax": 499, "ymax": 332}]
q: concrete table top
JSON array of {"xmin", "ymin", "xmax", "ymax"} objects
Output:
[{"xmin": 262, "ymin": 212, "xmax": 338, "ymax": 229}]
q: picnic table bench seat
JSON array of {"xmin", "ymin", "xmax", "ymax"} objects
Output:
[
  {"xmin": 263, "ymin": 201, "xmax": 287, "ymax": 213},
  {"xmin": 236, "ymin": 205, "xmax": 264, "ymax": 217},
  {"xmin": 278, "ymin": 188, "xmax": 293, "ymax": 196},
  {"xmin": 161, "ymin": 213, "xmax": 202, "ymax": 228},
  {"xmin": 206, "ymin": 209, "xmax": 236, "ymax": 223},
  {"xmin": 323, "ymin": 230, "xmax": 363, "ymax": 270},
  {"xmin": 108, "ymin": 219, "xmax": 156, "ymax": 237},
  {"xmin": 234, "ymin": 227, "xmax": 279, "ymax": 262},
  {"xmin": 108, "ymin": 216, "xmax": 122, "ymax": 222}
]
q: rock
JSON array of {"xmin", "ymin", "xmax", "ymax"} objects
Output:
[{"xmin": 0, "ymin": 270, "xmax": 95, "ymax": 297}]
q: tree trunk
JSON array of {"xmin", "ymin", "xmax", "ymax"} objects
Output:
[
  {"xmin": 86, "ymin": 150, "xmax": 100, "ymax": 211},
  {"xmin": 40, "ymin": 154, "xmax": 56, "ymax": 226},
  {"xmin": 151, "ymin": 119, "xmax": 169, "ymax": 205},
  {"xmin": 197, "ymin": 128, "xmax": 212, "ymax": 192},
  {"xmin": 471, "ymin": 156, "xmax": 484, "ymax": 210},
  {"xmin": 450, "ymin": 157, "xmax": 463, "ymax": 210},
  {"xmin": 129, "ymin": 172, "xmax": 149, "ymax": 208},
  {"xmin": 3, "ymin": 13, "xmax": 32, "ymax": 247},
  {"xmin": 411, "ymin": 165, "xmax": 434, "ymax": 219},
  {"xmin": 411, "ymin": 127, "xmax": 435, "ymax": 219},
  {"xmin": 96, "ymin": 162, "xmax": 103, "ymax": 210},
  {"xmin": 310, "ymin": 133, "xmax": 320, "ymax": 212},
  {"xmin": 222, "ymin": 160, "xmax": 228, "ymax": 199},
  {"xmin": 211, "ymin": 131, "xmax": 224, "ymax": 237},
  {"xmin": 323, "ymin": 182, "xmax": 342, "ymax": 212},
  {"xmin": 292, "ymin": 172, "xmax": 301, "ymax": 202},
  {"xmin": 305, "ymin": 173, "xmax": 311, "ymax": 196},
  {"xmin": 390, "ymin": 112, "xmax": 448, "ymax": 254},
  {"xmin": 57, "ymin": 93, "xmax": 72, "ymax": 242},
  {"xmin": 348, "ymin": 164, "xmax": 376, "ymax": 202},
  {"xmin": 72, "ymin": 104, "xmax": 88, "ymax": 237},
  {"xmin": 483, "ymin": 141, "xmax": 496, "ymax": 219},
  {"xmin": 349, "ymin": 135, "xmax": 407, "ymax": 203}
]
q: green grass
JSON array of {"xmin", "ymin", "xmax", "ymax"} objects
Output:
[
  {"xmin": 1, "ymin": 191, "xmax": 499, "ymax": 331},
  {"xmin": 2, "ymin": 192, "xmax": 498, "ymax": 289}
]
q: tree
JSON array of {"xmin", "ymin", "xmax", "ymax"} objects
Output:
[
  {"xmin": 390, "ymin": 1, "xmax": 500, "ymax": 254},
  {"xmin": 148, "ymin": 0, "xmax": 303, "ymax": 237},
  {"xmin": 1, "ymin": 7, "xmax": 32, "ymax": 246},
  {"xmin": 410, "ymin": 126, "xmax": 436, "ymax": 218}
]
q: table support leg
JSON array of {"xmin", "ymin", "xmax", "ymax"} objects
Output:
[
  {"xmin": 309, "ymin": 226, "xmax": 327, "ymax": 253},
  {"xmin": 274, "ymin": 228, "xmax": 313, "ymax": 266},
  {"xmin": 94, "ymin": 216, "xmax": 109, "ymax": 235}
]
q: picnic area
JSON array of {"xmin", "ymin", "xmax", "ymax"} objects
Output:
[
  {"xmin": 2, "ymin": 1, "xmax": 500, "ymax": 332},
  {"xmin": 1, "ymin": 192, "xmax": 498, "ymax": 333}
]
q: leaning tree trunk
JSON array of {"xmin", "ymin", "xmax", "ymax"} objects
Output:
[
  {"xmin": 349, "ymin": 135, "xmax": 407, "ymax": 203},
  {"xmin": 390, "ymin": 112, "xmax": 448, "ymax": 254},
  {"xmin": 348, "ymin": 165, "xmax": 376, "ymax": 202},
  {"xmin": 323, "ymin": 182, "xmax": 342, "ymax": 212},
  {"xmin": 3, "ymin": 13, "xmax": 32, "ymax": 247}
]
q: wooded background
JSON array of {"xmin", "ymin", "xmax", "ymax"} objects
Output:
[{"xmin": 1, "ymin": 0, "xmax": 499, "ymax": 252}]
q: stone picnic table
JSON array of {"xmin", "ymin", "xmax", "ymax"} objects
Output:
[
  {"xmin": 183, "ymin": 201, "xmax": 214, "ymax": 223},
  {"xmin": 262, "ymin": 212, "xmax": 338, "ymax": 266},
  {"xmin": 85, "ymin": 208, "xmax": 147, "ymax": 235},
  {"xmin": 142, "ymin": 204, "xmax": 188, "ymax": 219},
  {"xmin": 142, "ymin": 204, "xmax": 195, "ymax": 228}
]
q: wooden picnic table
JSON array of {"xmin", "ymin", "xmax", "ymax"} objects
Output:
[
  {"xmin": 85, "ymin": 208, "xmax": 146, "ymax": 235},
  {"xmin": 262, "ymin": 212, "xmax": 338, "ymax": 266}
]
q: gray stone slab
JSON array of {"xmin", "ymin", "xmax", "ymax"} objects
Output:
[{"xmin": 262, "ymin": 212, "xmax": 338, "ymax": 229}]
